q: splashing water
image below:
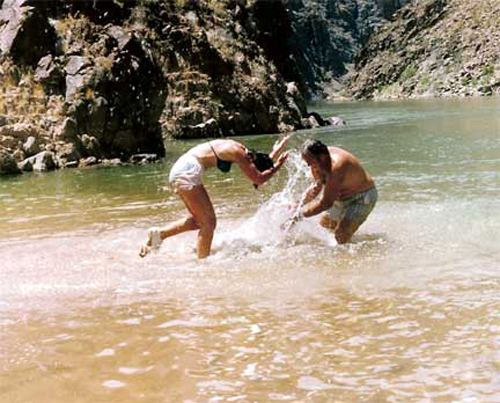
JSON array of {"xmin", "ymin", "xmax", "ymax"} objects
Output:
[{"xmin": 213, "ymin": 151, "xmax": 337, "ymax": 257}]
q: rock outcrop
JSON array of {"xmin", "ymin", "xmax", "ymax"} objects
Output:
[
  {"xmin": 347, "ymin": 0, "xmax": 500, "ymax": 99},
  {"xmin": 285, "ymin": 0, "xmax": 411, "ymax": 96},
  {"xmin": 0, "ymin": 0, "xmax": 338, "ymax": 176}
]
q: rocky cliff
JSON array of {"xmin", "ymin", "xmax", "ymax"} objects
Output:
[
  {"xmin": 347, "ymin": 0, "xmax": 500, "ymax": 99},
  {"xmin": 286, "ymin": 0, "xmax": 411, "ymax": 96},
  {"xmin": 0, "ymin": 0, "xmax": 320, "ymax": 175}
]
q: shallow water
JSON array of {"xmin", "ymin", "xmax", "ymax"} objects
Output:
[{"xmin": 1, "ymin": 97, "xmax": 500, "ymax": 402}]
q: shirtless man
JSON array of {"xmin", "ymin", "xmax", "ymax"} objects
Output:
[{"xmin": 287, "ymin": 139, "xmax": 377, "ymax": 244}]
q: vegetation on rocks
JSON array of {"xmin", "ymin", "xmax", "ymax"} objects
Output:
[
  {"xmin": 1, "ymin": 0, "xmax": 497, "ymax": 176},
  {"xmin": 0, "ymin": 0, "xmax": 316, "ymax": 175},
  {"xmin": 347, "ymin": 0, "xmax": 500, "ymax": 99}
]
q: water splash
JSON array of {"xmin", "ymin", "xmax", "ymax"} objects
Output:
[{"xmin": 213, "ymin": 151, "xmax": 337, "ymax": 257}]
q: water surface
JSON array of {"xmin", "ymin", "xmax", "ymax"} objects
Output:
[{"xmin": 1, "ymin": 97, "xmax": 500, "ymax": 402}]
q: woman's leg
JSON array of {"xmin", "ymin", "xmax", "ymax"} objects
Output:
[
  {"xmin": 177, "ymin": 185, "xmax": 216, "ymax": 259},
  {"xmin": 158, "ymin": 216, "xmax": 199, "ymax": 240}
]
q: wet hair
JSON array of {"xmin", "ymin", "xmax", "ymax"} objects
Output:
[
  {"xmin": 302, "ymin": 139, "xmax": 329, "ymax": 157},
  {"xmin": 252, "ymin": 152, "xmax": 274, "ymax": 172},
  {"xmin": 248, "ymin": 150, "xmax": 274, "ymax": 189}
]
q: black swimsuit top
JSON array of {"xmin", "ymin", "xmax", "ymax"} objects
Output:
[{"xmin": 210, "ymin": 143, "xmax": 232, "ymax": 173}]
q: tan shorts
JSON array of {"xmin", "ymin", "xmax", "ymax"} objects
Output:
[{"xmin": 327, "ymin": 187, "xmax": 378, "ymax": 225}]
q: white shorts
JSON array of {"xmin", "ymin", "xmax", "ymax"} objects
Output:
[{"xmin": 168, "ymin": 154, "xmax": 204, "ymax": 192}]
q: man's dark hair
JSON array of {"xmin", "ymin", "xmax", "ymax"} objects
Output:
[{"xmin": 302, "ymin": 139, "xmax": 329, "ymax": 157}]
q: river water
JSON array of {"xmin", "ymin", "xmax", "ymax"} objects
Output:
[{"xmin": 1, "ymin": 97, "xmax": 499, "ymax": 402}]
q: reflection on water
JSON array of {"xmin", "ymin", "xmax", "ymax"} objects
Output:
[{"xmin": 1, "ymin": 97, "xmax": 500, "ymax": 402}]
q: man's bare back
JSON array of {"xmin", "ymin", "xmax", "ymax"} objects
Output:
[{"xmin": 326, "ymin": 147, "xmax": 375, "ymax": 200}]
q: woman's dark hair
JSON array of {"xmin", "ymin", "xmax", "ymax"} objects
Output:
[
  {"xmin": 302, "ymin": 139, "xmax": 329, "ymax": 157},
  {"xmin": 248, "ymin": 150, "xmax": 274, "ymax": 189},
  {"xmin": 252, "ymin": 152, "xmax": 274, "ymax": 172}
]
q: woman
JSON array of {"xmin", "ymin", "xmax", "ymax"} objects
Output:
[{"xmin": 140, "ymin": 136, "xmax": 290, "ymax": 259}]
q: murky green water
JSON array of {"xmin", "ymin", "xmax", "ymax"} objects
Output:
[{"xmin": 1, "ymin": 97, "xmax": 500, "ymax": 402}]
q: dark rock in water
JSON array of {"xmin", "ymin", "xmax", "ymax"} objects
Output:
[
  {"xmin": 79, "ymin": 156, "xmax": 98, "ymax": 167},
  {"xmin": 328, "ymin": 116, "xmax": 346, "ymax": 126},
  {"xmin": 55, "ymin": 142, "xmax": 81, "ymax": 167},
  {"xmin": 0, "ymin": 0, "xmax": 57, "ymax": 67},
  {"xmin": 79, "ymin": 134, "xmax": 102, "ymax": 158},
  {"xmin": 130, "ymin": 153, "xmax": 158, "ymax": 164},
  {"xmin": 17, "ymin": 156, "xmax": 32, "ymax": 172},
  {"xmin": 0, "ymin": 150, "xmax": 21, "ymax": 174},
  {"xmin": 20, "ymin": 150, "xmax": 57, "ymax": 172},
  {"xmin": 306, "ymin": 111, "xmax": 330, "ymax": 127}
]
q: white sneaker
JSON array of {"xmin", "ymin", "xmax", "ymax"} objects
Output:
[
  {"xmin": 139, "ymin": 227, "xmax": 162, "ymax": 258},
  {"xmin": 148, "ymin": 227, "xmax": 162, "ymax": 251}
]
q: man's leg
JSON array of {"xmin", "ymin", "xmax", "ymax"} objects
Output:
[
  {"xmin": 320, "ymin": 202, "xmax": 343, "ymax": 231},
  {"xmin": 334, "ymin": 190, "xmax": 377, "ymax": 244},
  {"xmin": 334, "ymin": 219, "xmax": 361, "ymax": 244},
  {"xmin": 319, "ymin": 213, "xmax": 338, "ymax": 231}
]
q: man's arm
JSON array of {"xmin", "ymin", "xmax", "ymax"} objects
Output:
[
  {"xmin": 302, "ymin": 174, "xmax": 340, "ymax": 218},
  {"xmin": 301, "ymin": 180, "xmax": 323, "ymax": 205}
]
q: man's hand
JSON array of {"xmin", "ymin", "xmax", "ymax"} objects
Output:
[{"xmin": 281, "ymin": 209, "xmax": 303, "ymax": 232}]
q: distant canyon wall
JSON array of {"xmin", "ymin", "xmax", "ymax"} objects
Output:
[{"xmin": 347, "ymin": 0, "xmax": 500, "ymax": 99}]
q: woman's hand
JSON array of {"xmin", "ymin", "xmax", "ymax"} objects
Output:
[
  {"xmin": 270, "ymin": 135, "xmax": 291, "ymax": 160},
  {"xmin": 275, "ymin": 151, "xmax": 289, "ymax": 168}
]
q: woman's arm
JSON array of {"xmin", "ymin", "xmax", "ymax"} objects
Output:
[
  {"xmin": 238, "ymin": 151, "xmax": 289, "ymax": 186},
  {"xmin": 269, "ymin": 135, "xmax": 291, "ymax": 160}
]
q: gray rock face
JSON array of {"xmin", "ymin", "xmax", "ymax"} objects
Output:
[
  {"xmin": 35, "ymin": 55, "xmax": 65, "ymax": 95},
  {"xmin": 346, "ymin": 0, "xmax": 500, "ymax": 99},
  {"xmin": 285, "ymin": 0, "xmax": 411, "ymax": 94},
  {"xmin": 0, "ymin": 0, "xmax": 57, "ymax": 66}
]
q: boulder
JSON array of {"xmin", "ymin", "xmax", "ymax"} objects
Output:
[
  {"xmin": 54, "ymin": 117, "xmax": 78, "ymax": 141},
  {"xmin": 0, "ymin": 134, "xmax": 19, "ymax": 150},
  {"xmin": 55, "ymin": 142, "xmax": 81, "ymax": 167},
  {"xmin": 18, "ymin": 150, "xmax": 57, "ymax": 172},
  {"xmin": 0, "ymin": 1, "xmax": 57, "ymax": 66},
  {"xmin": 64, "ymin": 56, "xmax": 93, "ymax": 101},
  {"xmin": 79, "ymin": 156, "xmax": 98, "ymax": 167},
  {"xmin": 129, "ymin": 154, "xmax": 158, "ymax": 164},
  {"xmin": 23, "ymin": 136, "xmax": 40, "ymax": 156},
  {"xmin": 0, "ymin": 150, "xmax": 21, "ymax": 174},
  {"xmin": 328, "ymin": 116, "xmax": 346, "ymax": 126},
  {"xmin": 34, "ymin": 55, "xmax": 65, "ymax": 95},
  {"xmin": 61, "ymin": 30, "xmax": 166, "ymax": 159},
  {"xmin": 12, "ymin": 148, "xmax": 25, "ymax": 162},
  {"xmin": 78, "ymin": 134, "xmax": 101, "ymax": 158},
  {"xmin": 17, "ymin": 157, "xmax": 32, "ymax": 172}
]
